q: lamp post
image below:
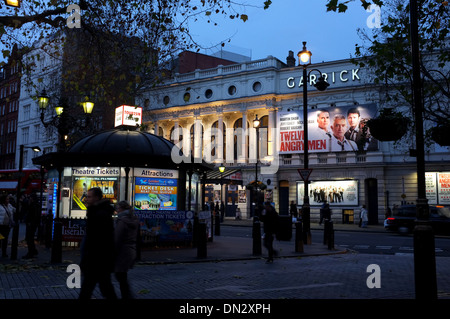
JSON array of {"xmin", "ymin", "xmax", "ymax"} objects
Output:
[
  {"xmin": 297, "ymin": 42, "xmax": 329, "ymax": 244},
  {"xmin": 10, "ymin": 145, "xmax": 41, "ymax": 260},
  {"xmin": 37, "ymin": 90, "xmax": 95, "ymax": 263},
  {"xmin": 219, "ymin": 163, "xmax": 225, "ymax": 222},
  {"xmin": 4, "ymin": 0, "xmax": 20, "ymax": 7},
  {"xmin": 409, "ymin": 0, "xmax": 437, "ymax": 299},
  {"xmin": 253, "ymin": 115, "xmax": 261, "ymax": 216}
]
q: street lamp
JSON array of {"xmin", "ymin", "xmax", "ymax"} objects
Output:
[
  {"xmin": 297, "ymin": 42, "xmax": 329, "ymax": 245},
  {"xmin": 409, "ymin": 0, "xmax": 437, "ymax": 299},
  {"xmin": 219, "ymin": 163, "xmax": 225, "ymax": 205},
  {"xmin": 4, "ymin": 0, "xmax": 20, "ymax": 7},
  {"xmin": 10, "ymin": 145, "xmax": 41, "ymax": 260},
  {"xmin": 253, "ymin": 115, "xmax": 261, "ymax": 216},
  {"xmin": 81, "ymin": 96, "xmax": 95, "ymax": 114}
]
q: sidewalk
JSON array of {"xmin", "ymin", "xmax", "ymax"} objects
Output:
[{"xmin": 0, "ymin": 220, "xmax": 354, "ymax": 268}]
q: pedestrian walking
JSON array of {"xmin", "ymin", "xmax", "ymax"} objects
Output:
[
  {"xmin": 319, "ymin": 201, "xmax": 331, "ymax": 225},
  {"xmin": 114, "ymin": 201, "xmax": 140, "ymax": 299},
  {"xmin": 0, "ymin": 194, "xmax": 15, "ymax": 258},
  {"xmin": 23, "ymin": 193, "xmax": 40, "ymax": 259},
  {"xmin": 260, "ymin": 201, "xmax": 279, "ymax": 263},
  {"xmin": 220, "ymin": 201, "xmax": 225, "ymax": 222},
  {"xmin": 290, "ymin": 201, "xmax": 298, "ymax": 221},
  {"xmin": 79, "ymin": 187, "xmax": 117, "ymax": 299},
  {"xmin": 360, "ymin": 205, "xmax": 368, "ymax": 228}
]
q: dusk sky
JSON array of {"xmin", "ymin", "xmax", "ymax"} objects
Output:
[{"xmin": 188, "ymin": 0, "xmax": 376, "ymax": 64}]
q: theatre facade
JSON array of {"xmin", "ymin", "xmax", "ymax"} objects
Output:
[{"xmin": 138, "ymin": 53, "xmax": 450, "ymax": 224}]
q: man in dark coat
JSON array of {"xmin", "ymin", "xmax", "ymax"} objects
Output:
[
  {"xmin": 79, "ymin": 187, "xmax": 117, "ymax": 299},
  {"xmin": 261, "ymin": 202, "xmax": 279, "ymax": 263},
  {"xmin": 22, "ymin": 193, "xmax": 40, "ymax": 259}
]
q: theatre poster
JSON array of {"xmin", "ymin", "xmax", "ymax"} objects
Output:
[
  {"xmin": 277, "ymin": 103, "xmax": 378, "ymax": 154},
  {"xmin": 71, "ymin": 167, "xmax": 120, "ymax": 211},
  {"xmin": 297, "ymin": 180, "xmax": 359, "ymax": 207}
]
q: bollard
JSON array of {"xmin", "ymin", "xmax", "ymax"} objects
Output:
[
  {"xmin": 252, "ymin": 217, "xmax": 262, "ymax": 256},
  {"xmin": 323, "ymin": 219, "xmax": 329, "ymax": 245},
  {"xmin": 50, "ymin": 220, "xmax": 62, "ymax": 264},
  {"xmin": 136, "ymin": 224, "xmax": 142, "ymax": 261},
  {"xmin": 214, "ymin": 214, "xmax": 221, "ymax": 236},
  {"xmin": 327, "ymin": 221, "xmax": 334, "ymax": 250},
  {"xmin": 193, "ymin": 216, "xmax": 199, "ymax": 247},
  {"xmin": 295, "ymin": 221, "xmax": 303, "ymax": 253},
  {"xmin": 197, "ymin": 222, "xmax": 207, "ymax": 258}
]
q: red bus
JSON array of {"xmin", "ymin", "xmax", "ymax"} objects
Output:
[{"xmin": 0, "ymin": 168, "xmax": 45, "ymax": 195}]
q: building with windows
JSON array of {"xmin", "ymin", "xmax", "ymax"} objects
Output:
[
  {"xmin": 0, "ymin": 44, "xmax": 21, "ymax": 169},
  {"xmin": 138, "ymin": 51, "xmax": 450, "ymax": 224}
]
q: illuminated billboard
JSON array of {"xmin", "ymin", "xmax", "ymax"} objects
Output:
[
  {"xmin": 278, "ymin": 104, "xmax": 378, "ymax": 154},
  {"xmin": 115, "ymin": 105, "xmax": 143, "ymax": 127}
]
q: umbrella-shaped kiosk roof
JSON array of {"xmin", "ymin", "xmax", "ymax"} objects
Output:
[{"xmin": 33, "ymin": 128, "xmax": 209, "ymax": 169}]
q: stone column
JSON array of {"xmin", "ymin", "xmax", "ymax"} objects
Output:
[
  {"xmin": 194, "ymin": 117, "xmax": 202, "ymax": 160},
  {"xmin": 217, "ymin": 114, "xmax": 224, "ymax": 163},
  {"xmin": 240, "ymin": 111, "xmax": 248, "ymax": 163}
]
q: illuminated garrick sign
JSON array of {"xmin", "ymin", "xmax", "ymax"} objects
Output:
[{"xmin": 286, "ymin": 68, "xmax": 361, "ymax": 88}]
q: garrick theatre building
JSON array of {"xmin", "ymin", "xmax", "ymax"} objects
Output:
[{"xmin": 137, "ymin": 51, "xmax": 450, "ymax": 224}]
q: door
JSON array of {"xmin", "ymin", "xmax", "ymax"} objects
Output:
[
  {"xmin": 279, "ymin": 180, "xmax": 289, "ymax": 215},
  {"xmin": 365, "ymin": 178, "xmax": 378, "ymax": 225}
]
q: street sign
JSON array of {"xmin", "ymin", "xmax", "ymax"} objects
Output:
[{"xmin": 298, "ymin": 168, "xmax": 313, "ymax": 181}]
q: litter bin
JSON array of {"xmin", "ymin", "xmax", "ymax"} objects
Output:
[{"xmin": 276, "ymin": 215, "xmax": 292, "ymax": 241}]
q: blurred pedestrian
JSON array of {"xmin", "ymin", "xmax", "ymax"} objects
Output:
[
  {"xmin": 290, "ymin": 201, "xmax": 298, "ymax": 221},
  {"xmin": 220, "ymin": 201, "xmax": 225, "ymax": 222},
  {"xmin": 79, "ymin": 187, "xmax": 117, "ymax": 299},
  {"xmin": 319, "ymin": 201, "xmax": 331, "ymax": 225},
  {"xmin": 114, "ymin": 201, "xmax": 139, "ymax": 299},
  {"xmin": 260, "ymin": 201, "xmax": 279, "ymax": 263},
  {"xmin": 23, "ymin": 193, "xmax": 40, "ymax": 259},
  {"xmin": 360, "ymin": 205, "xmax": 368, "ymax": 228},
  {"xmin": 0, "ymin": 194, "xmax": 15, "ymax": 258}
]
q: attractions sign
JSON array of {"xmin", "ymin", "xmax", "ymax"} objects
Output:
[
  {"xmin": 278, "ymin": 103, "xmax": 378, "ymax": 154},
  {"xmin": 134, "ymin": 168, "xmax": 178, "ymax": 211}
]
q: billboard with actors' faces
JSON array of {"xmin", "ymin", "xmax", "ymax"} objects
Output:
[{"xmin": 278, "ymin": 103, "xmax": 379, "ymax": 154}]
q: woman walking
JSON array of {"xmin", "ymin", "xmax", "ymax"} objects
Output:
[
  {"xmin": 0, "ymin": 194, "xmax": 16, "ymax": 258},
  {"xmin": 114, "ymin": 201, "xmax": 140, "ymax": 299}
]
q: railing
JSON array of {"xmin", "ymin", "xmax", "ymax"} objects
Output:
[{"xmin": 172, "ymin": 56, "xmax": 282, "ymax": 84}]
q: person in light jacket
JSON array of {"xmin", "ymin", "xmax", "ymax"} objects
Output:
[
  {"xmin": 0, "ymin": 194, "xmax": 15, "ymax": 258},
  {"xmin": 114, "ymin": 201, "xmax": 140, "ymax": 299},
  {"xmin": 360, "ymin": 205, "xmax": 369, "ymax": 228}
]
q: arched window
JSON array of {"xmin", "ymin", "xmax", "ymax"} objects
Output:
[
  {"xmin": 211, "ymin": 120, "xmax": 226, "ymax": 160},
  {"xmin": 233, "ymin": 118, "xmax": 249, "ymax": 161},
  {"xmin": 259, "ymin": 115, "xmax": 269, "ymax": 158},
  {"xmin": 169, "ymin": 124, "xmax": 183, "ymax": 145}
]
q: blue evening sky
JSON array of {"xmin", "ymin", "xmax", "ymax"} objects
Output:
[{"xmin": 188, "ymin": 0, "xmax": 374, "ymax": 64}]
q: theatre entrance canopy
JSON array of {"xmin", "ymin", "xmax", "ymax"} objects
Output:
[{"xmin": 32, "ymin": 128, "xmax": 212, "ymax": 218}]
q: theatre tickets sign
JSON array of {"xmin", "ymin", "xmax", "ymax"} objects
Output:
[{"xmin": 277, "ymin": 104, "xmax": 378, "ymax": 154}]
